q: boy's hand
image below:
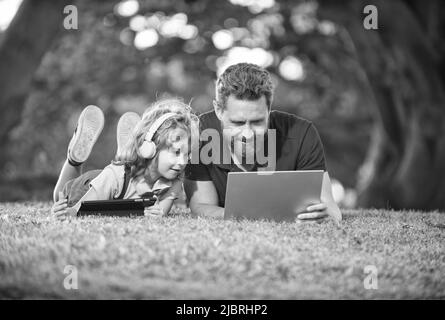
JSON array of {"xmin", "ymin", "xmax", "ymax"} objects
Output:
[
  {"xmin": 55, "ymin": 207, "xmax": 77, "ymax": 219},
  {"xmin": 52, "ymin": 196, "xmax": 77, "ymax": 219},
  {"xmin": 144, "ymin": 204, "xmax": 164, "ymax": 217},
  {"xmin": 52, "ymin": 197, "xmax": 69, "ymax": 215}
]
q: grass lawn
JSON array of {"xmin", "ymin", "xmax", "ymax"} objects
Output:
[{"xmin": 0, "ymin": 202, "xmax": 444, "ymax": 299}]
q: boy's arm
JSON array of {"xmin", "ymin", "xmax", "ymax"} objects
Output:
[
  {"xmin": 55, "ymin": 187, "xmax": 100, "ymax": 218},
  {"xmin": 147, "ymin": 179, "xmax": 183, "ymax": 216},
  {"xmin": 144, "ymin": 197, "xmax": 176, "ymax": 217},
  {"xmin": 156, "ymin": 197, "xmax": 175, "ymax": 216}
]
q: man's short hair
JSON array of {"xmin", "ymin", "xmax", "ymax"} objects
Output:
[{"xmin": 215, "ymin": 63, "xmax": 274, "ymax": 109}]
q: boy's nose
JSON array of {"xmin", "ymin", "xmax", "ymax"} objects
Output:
[{"xmin": 177, "ymin": 154, "xmax": 188, "ymax": 166}]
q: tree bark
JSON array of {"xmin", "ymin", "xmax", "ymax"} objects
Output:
[
  {"xmin": 319, "ymin": 0, "xmax": 445, "ymax": 210},
  {"xmin": 0, "ymin": 0, "xmax": 72, "ymax": 176}
]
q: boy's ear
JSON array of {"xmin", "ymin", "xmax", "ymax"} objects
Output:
[{"xmin": 213, "ymin": 100, "xmax": 223, "ymax": 121}]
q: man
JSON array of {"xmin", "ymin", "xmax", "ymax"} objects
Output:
[{"xmin": 184, "ymin": 63, "xmax": 341, "ymax": 222}]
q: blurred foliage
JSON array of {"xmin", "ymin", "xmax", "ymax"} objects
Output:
[{"xmin": 2, "ymin": 0, "xmax": 375, "ymax": 195}]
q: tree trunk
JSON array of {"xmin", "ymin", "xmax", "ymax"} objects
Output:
[
  {"xmin": 0, "ymin": 0, "xmax": 72, "ymax": 177},
  {"xmin": 319, "ymin": 0, "xmax": 445, "ymax": 210}
]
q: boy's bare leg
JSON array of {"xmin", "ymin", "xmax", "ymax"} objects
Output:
[
  {"xmin": 53, "ymin": 160, "xmax": 83, "ymax": 202},
  {"xmin": 53, "ymin": 105, "xmax": 104, "ymax": 202},
  {"xmin": 116, "ymin": 111, "xmax": 141, "ymax": 158}
]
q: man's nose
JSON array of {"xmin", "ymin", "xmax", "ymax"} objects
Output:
[{"xmin": 241, "ymin": 124, "xmax": 254, "ymax": 140}]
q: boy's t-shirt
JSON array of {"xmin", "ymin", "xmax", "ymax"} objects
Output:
[{"xmin": 90, "ymin": 164, "xmax": 183, "ymax": 201}]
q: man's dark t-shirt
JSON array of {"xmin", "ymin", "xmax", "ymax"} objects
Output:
[{"xmin": 185, "ymin": 110, "xmax": 326, "ymax": 207}]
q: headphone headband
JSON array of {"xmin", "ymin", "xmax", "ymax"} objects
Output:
[{"xmin": 144, "ymin": 112, "xmax": 178, "ymax": 143}]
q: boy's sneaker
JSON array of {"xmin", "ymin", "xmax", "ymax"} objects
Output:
[
  {"xmin": 116, "ymin": 111, "xmax": 141, "ymax": 156},
  {"xmin": 67, "ymin": 105, "xmax": 105, "ymax": 166}
]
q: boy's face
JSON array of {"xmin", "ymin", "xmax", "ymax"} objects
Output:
[
  {"xmin": 157, "ymin": 128, "xmax": 189, "ymax": 180},
  {"xmin": 215, "ymin": 95, "xmax": 269, "ymax": 163}
]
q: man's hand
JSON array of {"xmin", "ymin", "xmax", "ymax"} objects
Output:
[
  {"xmin": 144, "ymin": 204, "xmax": 165, "ymax": 217},
  {"xmin": 296, "ymin": 172, "xmax": 342, "ymax": 224},
  {"xmin": 296, "ymin": 200, "xmax": 341, "ymax": 224},
  {"xmin": 297, "ymin": 202, "xmax": 328, "ymax": 220}
]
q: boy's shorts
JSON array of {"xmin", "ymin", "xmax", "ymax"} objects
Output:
[{"xmin": 61, "ymin": 170, "xmax": 102, "ymax": 207}]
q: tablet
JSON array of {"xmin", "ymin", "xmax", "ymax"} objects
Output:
[
  {"xmin": 224, "ymin": 170, "xmax": 324, "ymax": 222},
  {"xmin": 77, "ymin": 196, "xmax": 156, "ymax": 217}
]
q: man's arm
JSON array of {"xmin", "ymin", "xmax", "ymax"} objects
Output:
[
  {"xmin": 184, "ymin": 179, "xmax": 224, "ymax": 219},
  {"xmin": 320, "ymin": 171, "xmax": 342, "ymax": 221}
]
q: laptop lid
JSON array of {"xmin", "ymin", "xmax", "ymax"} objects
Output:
[{"xmin": 224, "ymin": 170, "xmax": 324, "ymax": 222}]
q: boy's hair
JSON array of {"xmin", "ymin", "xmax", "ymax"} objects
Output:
[
  {"xmin": 113, "ymin": 98, "xmax": 198, "ymax": 179},
  {"xmin": 215, "ymin": 63, "xmax": 274, "ymax": 109}
]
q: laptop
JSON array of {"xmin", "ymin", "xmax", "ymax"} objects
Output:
[
  {"xmin": 77, "ymin": 196, "xmax": 157, "ymax": 217},
  {"xmin": 224, "ymin": 170, "xmax": 324, "ymax": 222}
]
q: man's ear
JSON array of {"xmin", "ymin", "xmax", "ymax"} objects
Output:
[{"xmin": 213, "ymin": 100, "xmax": 223, "ymax": 121}]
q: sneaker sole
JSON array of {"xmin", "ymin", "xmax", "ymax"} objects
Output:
[
  {"xmin": 116, "ymin": 112, "xmax": 141, "ymax": 154},
  {"xmin": 69, "ymin": 105, "xmax": 105, "ymax": 163}
]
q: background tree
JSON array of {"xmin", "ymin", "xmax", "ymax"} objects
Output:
[
  {"xmin": 0, "ymin": 0, "xmax": 72, "ymax": 168},
  {"xmin": 318, "ymin": 0, "xmax": 445, "ymax": 209},
  {"xmin": 0, "ymin": 0, "xmax": 443, "ymax": 211}
]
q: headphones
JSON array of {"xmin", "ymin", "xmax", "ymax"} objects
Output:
[{"xmin": 139, "ymin": 112, "xmax": 178, "ymax": 159}]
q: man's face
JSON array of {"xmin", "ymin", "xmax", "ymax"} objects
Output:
[{"xmin": 215, "ymin": 95, "xmax": 269, "ymax": 162}]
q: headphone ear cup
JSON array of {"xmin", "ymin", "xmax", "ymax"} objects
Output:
[{"xmin": 139, "ymin": 141, "xmax": 157, "ymax": 159}]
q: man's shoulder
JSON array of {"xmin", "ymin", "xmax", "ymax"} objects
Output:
[
  {"xmin": 199, "ymin": 110, "xmax": 220, "ymax": 130},
  {"xmin": 270, "ymin": 110, "xmax": 313, "ymax": 125},
  {"xmin": 269, "ymin": 110, "xmax": 313, "ymax": 139}
]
